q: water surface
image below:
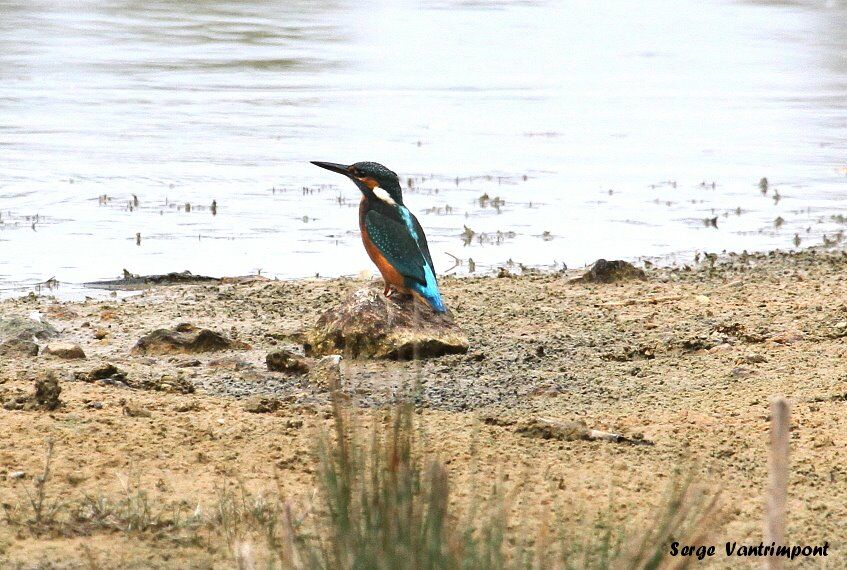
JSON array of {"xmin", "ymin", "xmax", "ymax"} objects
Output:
[{"xmin": 1, "ymin": 0, "xmax": 846, "ymax": 298}]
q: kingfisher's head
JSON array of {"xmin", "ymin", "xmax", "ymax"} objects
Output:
[{"xmin": 311, "ymin": 160, "xmax": 403, "ymax": 205}]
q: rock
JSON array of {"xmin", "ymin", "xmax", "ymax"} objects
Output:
[
  {"xmin": 9, "ymin": 471, "xmax": 26, "ymax": 480},
  {"xmin": 0, "ymin": 316, "xmax": 57, "ymax": 356},
  {"xmin": 0, "ymin": 338, "xmax": 38, "ymax": 357},
  {"xmin": 243, "ymin": 396, "xmax": 281, "ymax": 414},
  {"xmin": 43, "ymin": 342, "xmax": 86, "ymax": 359},
  {"xmin": 94, "ymin": 328, "xmax": 109, "ymax": 340},
  {"xmin": 77, "ymin": 364, "xmax": 191, "ymax": 393},
  {"xmin": 85, "ymin": 270, "xmax": 218, "ymax": 288},
  {"xmin": 131, "ymin": 323, "xmax": 249, "ymax": 355},
  {"xmin": 304, "ymin": 287, "xmax": 469, "ymax": 360},
  {"xmin": 572, "ymin": 259, "xmax": 647, "ymax": 284},
  {"xmin": 139, "ymin": 374, "xmax": 194, "ymax": 394},
  {"xmin": 516, "ymin": 417, "xmax": 653, "ymax": 445},
  {"xmin": 308, "ymin": 355, "xmax": 343, "ymax": 390},
  {"xmin": 0, "ymin": 316, "xmax": 57, "ymax": 342},
  {"xmin": 75, "ymin": 364, "xmax": 126, "ymax": 383},
  {"xmin": 34, "ymin": 373, "xmax": 61, "ymax": 410},
  {"xmin": 266, "ymin": 349, "xmax": 310, "ymax": 374}
]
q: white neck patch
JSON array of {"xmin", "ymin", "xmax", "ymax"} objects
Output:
[{"xmin": 373, "ymin": 186, "xmax": 397, "ymax": 206}]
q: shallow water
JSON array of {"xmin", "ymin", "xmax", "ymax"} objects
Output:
[{"xmin": 1, "ymin": 0, "xmax": 846, "ymax": 298}]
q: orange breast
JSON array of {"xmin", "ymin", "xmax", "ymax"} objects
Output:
[{"xmin": 359, "ymin": 200, "xmax": 409, "ymax": 293}]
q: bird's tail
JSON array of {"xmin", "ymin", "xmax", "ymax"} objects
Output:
[
  {"xmin": 412, "ymin": 282, "xmax": 447, "ymax": 313},
  {"xmin": 426, "ymin": 292, "xmax": 447, "ymax": 313},
  {"xmin": 415, "ymin": 265, "xmax": 447, "ymax": 313}
]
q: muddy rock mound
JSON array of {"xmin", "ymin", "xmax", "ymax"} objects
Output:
[
  {"xmin": 132, "ymin": 323, "xmax": 249, "ymax": 355},
  {"xmin": 0, "ymin": 316, "xmax": 57, "ymax": 341},
  {"xmin": 573, "ymin": 259, "xmax": 647, "ymax": 284},
  {"xmin": 0, "ymin": 316, "xmax": 58, "ymax": 356},
  {"xmin": 75, "ymin": 363, "xmax": 127, "ymax": 383},
  {"xmin": 304, "ymin": 287, "xmax": 469, "ymax": 360},
  {"xmin": 264, "ymin": 349, "xmax": 343, "ymax": 390},
  {"xmin": 85, "ymin": 270, "xmax": 219, "ymax": 289},
  {"xmin": 0, "ymin": 338, "xmax": 39, "ymax": 357},
  {"xmin": 266, "ymin": 349, "xmax": 310, "ymax": 374}
]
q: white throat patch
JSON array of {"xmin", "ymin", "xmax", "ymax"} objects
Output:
[{"xmin": 373, "ymin": 186, "xmax": 397, "ymax": 206}]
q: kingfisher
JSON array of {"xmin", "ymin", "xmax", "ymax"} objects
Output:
[{"xmin": 311, "ymin": 160, "xmax": 447, "ymax": 313}]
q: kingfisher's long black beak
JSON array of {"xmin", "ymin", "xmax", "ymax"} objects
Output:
[{"xmin": 311, "ymin": 161, "xmax": 350, "ymax": 177}]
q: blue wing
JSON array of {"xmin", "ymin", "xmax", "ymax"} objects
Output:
[
  {"xmin": 411, "ymin": 215, "xmax": 436, "ymax": 282},
  {"xmin": 364, "ymin": 209, "xmax": 427, "ymax": 285},
  {"xmin": 364, "ymin": 207, "xmax": 446, "ymax": 312}
]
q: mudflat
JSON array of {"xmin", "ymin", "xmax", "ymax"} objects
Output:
[{"xmin": 1, "ymin": 249, "xmax": 845, "ymax": 567}]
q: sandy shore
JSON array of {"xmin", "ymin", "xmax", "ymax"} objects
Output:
[{"xmin": 1, "ymin": 249, "xmax": 845, "ymax": 567}]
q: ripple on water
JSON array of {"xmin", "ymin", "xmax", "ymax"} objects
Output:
[{"xmin": 1, "ymin": 0, "xmax": 847, "ymax": 298}]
